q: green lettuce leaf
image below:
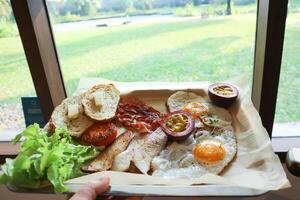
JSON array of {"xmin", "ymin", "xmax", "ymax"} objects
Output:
[{"xmin": 0, "ymin": 123, "xmax": 98, "ymax": 193}]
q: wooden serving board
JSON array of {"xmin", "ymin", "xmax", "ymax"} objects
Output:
[
  {"xmin": 5, "ymin": 78, "xmax": 290, "ymax": 196},
  {"xmin": 7, "ymin": 183, "xmax": 268, "ymax": 197}
]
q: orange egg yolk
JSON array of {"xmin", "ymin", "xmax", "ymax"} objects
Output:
[
  {"xmin": 193, "ymin": 140, "xmax": 226, "ymax": 164},
  {"xmin": 182, "ymin": 101, "xmax": 208, "ymax": 118}
]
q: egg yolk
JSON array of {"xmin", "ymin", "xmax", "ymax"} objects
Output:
[
  {"xmin": 182, "ymin": 101, "xmax": 208, "ymax": 118},
  {"xmin": 193, "ymin": 140, "xmax": 226, "ymax": 164}
]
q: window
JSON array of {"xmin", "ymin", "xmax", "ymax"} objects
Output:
[
  {"xmin": 46, "ymin": 0, "xmax": 257, "ymax": 96},
  {"xmin": 4, "ymin": 0, "xmax": 295, "ymax": 159},
  {"xmin": 0, "ymin": 0, "xmax": 37, "ymax": 137},
  {"xmin": 272, "ymin": 0, "xmax": 300, "ymax": 138}
]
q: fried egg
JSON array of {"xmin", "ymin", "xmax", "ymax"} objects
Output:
[
  {"xmin": 167, "ymin": 91, "xmax": 206, "ymax": 112},
  {"xmin": 151, "ymin": 127, "xmax": 237, "ymax": 179},
  {"xmin": 193, "ymin": 139, "xmax": 226, "ymax": 165},
  {"xmin": 201, "ymin": 104, "xmax": 232, "ymax": 128},
  {"xmin": 167, "ymin": 91, "xmax": 232, "ymax": 129}
]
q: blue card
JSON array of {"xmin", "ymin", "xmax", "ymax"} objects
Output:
[{"xmin": 21, "ymin": 97, "xmax": 45, "ymax": 127}]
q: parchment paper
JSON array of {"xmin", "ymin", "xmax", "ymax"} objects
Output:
[{"xmin": 66, "ymin": 77, "xmax": 290, "ymax": 192}]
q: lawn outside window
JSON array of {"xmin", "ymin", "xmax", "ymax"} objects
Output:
[
  {"xmin": 0, "ymin": 0, "xmax": 37, "ymax": 135},
  {"xmin": 272, "ymin": 0, "xmax": 300, "ymax": 139}
]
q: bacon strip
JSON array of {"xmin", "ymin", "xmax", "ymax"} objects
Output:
[{"xmin": 116, "ymin": 98, "xmax": 164, "ymax": 133}]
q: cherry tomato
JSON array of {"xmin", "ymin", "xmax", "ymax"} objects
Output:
[{"xmin": 81, "ymin": 122, "xmax": 117, "ymax": 146}]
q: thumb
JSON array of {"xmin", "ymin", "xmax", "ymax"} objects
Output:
[{"xmin": 70, "ymin": 177, "xmax": 110, "ymax": 200}]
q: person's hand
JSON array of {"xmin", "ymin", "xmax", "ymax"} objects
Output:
[{"xmin": 69, "ymin": 177, "xmax": 110, "ymax": 200}]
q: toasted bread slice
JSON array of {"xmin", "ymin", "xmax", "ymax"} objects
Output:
[
  {"xmin": 167, "ymin": 91, "xmax": 205, "ymax": 112},
  {"xmin": 50, "ymin": 95, "xmax": 94, "ymax": 138},
  {"xmin": 82, "ymin": 84, "xmax": 120, "ymax": 121},
  {"xmin": 43, "ymin": 122, "xmax": 52, "ymax": 133},
  {"xmin": 112, "ymin": 128, "xmax": 167, "ymax": 174},
  {"xmin": 82, "ymin": 130, "xmax": 135, "ymax": 172},
  {"xmin": 132, "ymin": 128, "xmax": 167, "ymax": 174},
  {"xmin": 111, "ymin": 132, "xmax": 147, "ymax": 172}
]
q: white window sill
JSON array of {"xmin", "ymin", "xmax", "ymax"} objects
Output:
[
  {"xmin": 0, "ymin": 128, "xmax": 22, "ymax": 142},
  {"xmin": 273, "ymin": 122, "xmax": 300, "ymax": 138}
]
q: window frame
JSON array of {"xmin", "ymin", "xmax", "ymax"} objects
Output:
[
  {"xmin": 5, "ymin": 0, "xmax": 291, "ymax": 162},
  {"xmin": 252, "ymin": 0, "xmax": 290, "ymax": 161},
  {"xmin": 252, "ymin": 0, "xmax": 288, "ymax": 137},
  {"xmin": 10, "ymin": 0, "xmax": 67, "ymax": 122}
]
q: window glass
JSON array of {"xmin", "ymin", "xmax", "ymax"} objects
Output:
[
  {"xmin": 0, "ymin": 1, "xmax": 37, "ymax": 134},
  {"xmin": 46, "ymin": 0, "xmax": 257, "ymax": 96},
  {"xmin": 273, "ymin": 0, "xmax": 300, "ymax": 137}
]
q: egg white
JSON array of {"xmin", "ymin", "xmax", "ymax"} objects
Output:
[
  {"xmin": 151, "ymin": 127, "xmax": 237, "ymax": 179},
  {"xmin": 154, "ymin": 91, "xmax": 237, "ymax": 179}
]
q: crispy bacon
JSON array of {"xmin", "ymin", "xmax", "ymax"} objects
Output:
[{"xmin": 116, "ymin": 98, "xmax": 164, "ymax": 133}]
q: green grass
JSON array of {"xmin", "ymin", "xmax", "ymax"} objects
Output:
[
  {"xmin": 0, "ymin": 21, "xmax": 18, "ymax": 38},
  {"xmin": 0, "ymin": 13, "xmax": 300, "ymax": 122},
  {"xmin": 274, "ymin": 13, "xmax": 300, "ymax": 122},
  {"xmin": 53, "ymin": 17, "xmax": 255, "ymax": 101}
]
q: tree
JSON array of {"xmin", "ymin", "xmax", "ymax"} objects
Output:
[
  {"xmin": 80, "ymin": 1, "xmax": 98, "ymax": 16},
  {"xmin": 144, "ymin": 0, "xmax": 155, "ymax": 9},
  {"xmin": 225, "ymin": 0, "xmax": 232, "ymax": 15},
  {"xmin": 0, "ymin": 0, "xmax": 11, "ymax": 20},
  {"xmin": 133, "ymin": 0, "xmax": 155, "ymax": 10},
  {"xmin": 101, "ymin": 0, "xmax": 130, "ymax": 12},
  {"xmin": 61, "ymin": 0, "xmax": 100, "ymax": 16}
]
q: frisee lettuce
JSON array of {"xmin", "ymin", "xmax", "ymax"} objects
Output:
[{"xmin": 0, "ymin": 123, "xmax": 98, "ymax": 193}]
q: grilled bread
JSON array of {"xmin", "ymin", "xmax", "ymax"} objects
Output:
[
  {"xmin": 49, "ymin": 95, "xmax": 94, "ymax": 138},
  {"xmin": 82, "ymin": 84, "xmax": 120, "ymax": 121},
  {"xmin": 82, "ymin": 130, "xmax": 135, "ymax": 172}
]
